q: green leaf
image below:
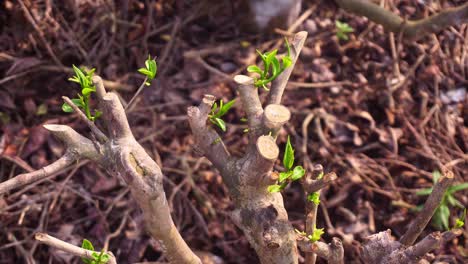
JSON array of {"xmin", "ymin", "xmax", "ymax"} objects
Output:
[
  {"xmin": 217, "ymin": 99, "xmax": 236, "ymax": 117},
  {"xmin": 307, "ymin": 192, "xmax": 320, "ymax": 205},
  {"xmin": 62, "ymin": 103, "xmax": 74, "ymax": 113},
  {"xmin": 138, "ymin": 68, "xmax": 153, "ymax": 76},
  {"xmin": 283, "ymin": 136, "xmax": 294, "ymax": 171},
  {"xmin": 271, "ymin": 57, "xmax": 280, "ymax": 76},
  {"xmin": 268, "ymin": 184, "xmax": 282, "ymax": 193},
  {"xmin": 82, "ymin": 239, "xmax": 94, "ymax": 251},
  {"xmin": 212, "ymin": 117, "xmax": 226, "ymax": 131},
  {"xmin": 282, "ymin": 56, "xmax": 292, "ymax": 69},
  {"xmin": 316, "ymin": 172, "xmax": 324, "ymax": 180},
  {"xmin": 453, "ymin": 208, "xmax": 466, "ymax": 229},
  {"xmin": 447, "ymin": 183, "xmax": 468, "ymax": 193},
  {"xmin": 308, "ymin": 228, "xmax": 324, "ymax": 243},
  {"xmin": 439, "ymin": 204, "xmax": 450, "ymax": 230},
  {"xmin": 416, "ymin": 187, "xmax": 433, "ymax": 196},
  {"xmin": 82, "ymin": 87, "xmax": 95, "ymax": 96},
  {"xmin": 446, "ymin": 195, "xmax": 464, "ymax": 208},
  {"xmin": 432, "ymin": 170, "xmax": 441, "ymax": 184},
  {"xmin": 294, "ymin": 228, "xmax": 306, "ymax": 236},
  {"xmin": 279, "ymin": 171, "xmax": 292, "ymax": 183},
  {"xmin": 100, "ymin": 253, "xmax": 110, "ymax": 263},
  {"xmin": 265, "ymin": 49, "xmax": 278, "ymax": 65},
  {"xmin": 291, "ymin": 166, "xmax": 305, "ymax": 181},
  {"xmin": 68, "ymin": 76, "xmax": 80, "ymax": 84},
  {"xmin": 36, "ymin": 103, "xmax": 48, "ymax": 116},
  {"xmin": 94, "ymin": 110, "xmax": 102, "ymax": 119},
  {"xmin": 72, "ymin": 65, "xmax": 87, "ymax": 88},
  {"xmin": 247, "ymin": 65, "xmax": 263, "ymax": 74}
]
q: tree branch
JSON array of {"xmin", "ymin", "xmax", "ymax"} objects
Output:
[
  {"xmin": 187, "ymin": 95, "xmax": 230, "ymax": 173},
  {"xmin": 399, "ymin": 168, "xmax": 454, "ymax": 246},
  {"xmin": 35, "ymin": 232, "xmax": 117, "ymax": 264},
  {"xmin": 62, "ymin": 96, "xmax": 108, "ymax": 143},
  {"xmin": 0, "ymin": 154, "xmax": 74, "ymax": 195},
  {"xmin": 335, "ymin": 0, "xmax": 468, "ymax": 40},
  {"xmin": 268, "ymin": 31, "xmax": 307, "ymax": 105},
  {"xmin": 234, "ymin": 74, "xmax": 264, "ymax": 144},
  {"xmin": 297, "ymin": 237, "xmax": 344, "ymax": 264}
]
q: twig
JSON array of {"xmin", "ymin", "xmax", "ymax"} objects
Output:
[
  {"xmin": 335, "ymin": 0, "xmax": 468, "ymax": 40},
  {"xmin": 399, "ymin": 168, "xmax": 454, "ymax": 245},
  {"xmin": 124, "ymin": 77, "xmax": 147, "ymax": 111},
  {"xmin": 35, "ymin": 232, "xmax": 117, "ymax": 264},
  {"xmin": 268, "ymin": 31, "xmax": 308, "ymax": 105},
  {"xmin": 0, "ymin": 155, "xmax": 75, "ymax": 195},
  {"xmin": 62, "ymin": 96, "xmax": 108, "ymax": 143}
]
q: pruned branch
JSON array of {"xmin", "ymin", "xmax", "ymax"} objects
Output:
[
  {"xmin": 298, "ymin": 237, "xmax": 344, "ymax": 264},
  {"xmin": 234, "ymin": 74, "xmax": 264, "ymax": 144},
  {"xmin": 304, "ymin": 172, "xmax": 338, "ymax": 194},
  {"xmin": 0, "ymin": 124, "xmax": 101, "ymax": 195},
  {"xmin": 2, "ymin": 75, "xmax": 201, "ymax": 264},
  {"xmin": 187, "ymin": 94, "xmax": 230, "ymax": 173},
  {"xmin": 268, "ymin": 31, "xmax": 307, "ymax": 105},
  {"xmin": 35, "ymin": 232, "xmax": 117, "ymax": 264},
  {"xmin": 399, "ymin": 168, "xmax": 454, "ymax": 246},
  {"xmin": 62, "ymin": 96, "xmax": 108, "ymax": 143},
  {"xmin": 335, "ymin": 0, "xmax": 468, "ymax": 40},
  {"xmin": 0, "ymin": 154, "xmax": 74, "ymax": 195},
  {"xmin": 362, "ymin": 229, "xmax": 463, "ymax": 263}
]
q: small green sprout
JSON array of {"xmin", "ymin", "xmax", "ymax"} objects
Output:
[
  {"xmin": 308, "ymin": 228, "xmax": 325, "ymax": 243},
  {"xmin": 247, "ymin": 38, "xmax": 292, "ymax": 90},
  {"xmin": 307, "ymin": 192, "xmax": 321, "ymax": 205},
  {"xmin": 294, "ymin": 228, "xmax": 325, "ymax": 243},
  {"xmin": 137, "ymin": 55, "xmax": 157, "ymax": 86},
  {"xmin": 63, "ymin": 65, "xmax": 101, "ymax": 121},
  {"xmin": 453, "ymin": 208, "xmax": 466, "ymax": 229},
  {"xmin": 208, "ymin": 99, "xmax": 236, "ymax": 132},
  {"xmin": 268, "ymin": 136, "xmax": 306, "ymax": 193},
  {"xmin": 335, "ymin": 20, "xmax": 354, "ymax": 41},
  {"xmin": 81, "ymin": 239, "xmax": 110, "ymax": 264},
  {"xmin": 416, "ymin": 170, "xmax": 468, "ymax": 230}
]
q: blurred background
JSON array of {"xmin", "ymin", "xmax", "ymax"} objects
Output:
[{"xmin": 0, "ymin": 0, "xmax": 466, "ymax": 263}]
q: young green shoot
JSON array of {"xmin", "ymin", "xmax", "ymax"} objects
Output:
[
  {"xmin": 335, "ymin": 20, "xmax": 354, "ymax": 41},
  {"xmin": 126, "ymin": 55, "xmax": 158, "ymax": 111},
  {"xmin": 247, "ymin": 38, "xmax": 292, "ymax": 91},
  {"xmin": 81, "ymin": 239, "xmax": 110, "ymax": 264},
  {"xmin": 453, "ymin": 208, "xmax": 466, "ymax": 229},
  {"xmin": 416, "ymin": 170, "xmax": 468, "ymax": 230},
  {"xmin": 62, "ymin": 65, "xmax": 101, "ymax": 121},
  {"xmin": 208, "ymin": 99, "xmax": 236, "ymax": 132},
  {"xmin": 295, "ymin": 228, "xmax": 325, "ymax": 243},
  {"xmin": 268, "ymin": 136, "xmax": 306, "ymax": 193}
]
